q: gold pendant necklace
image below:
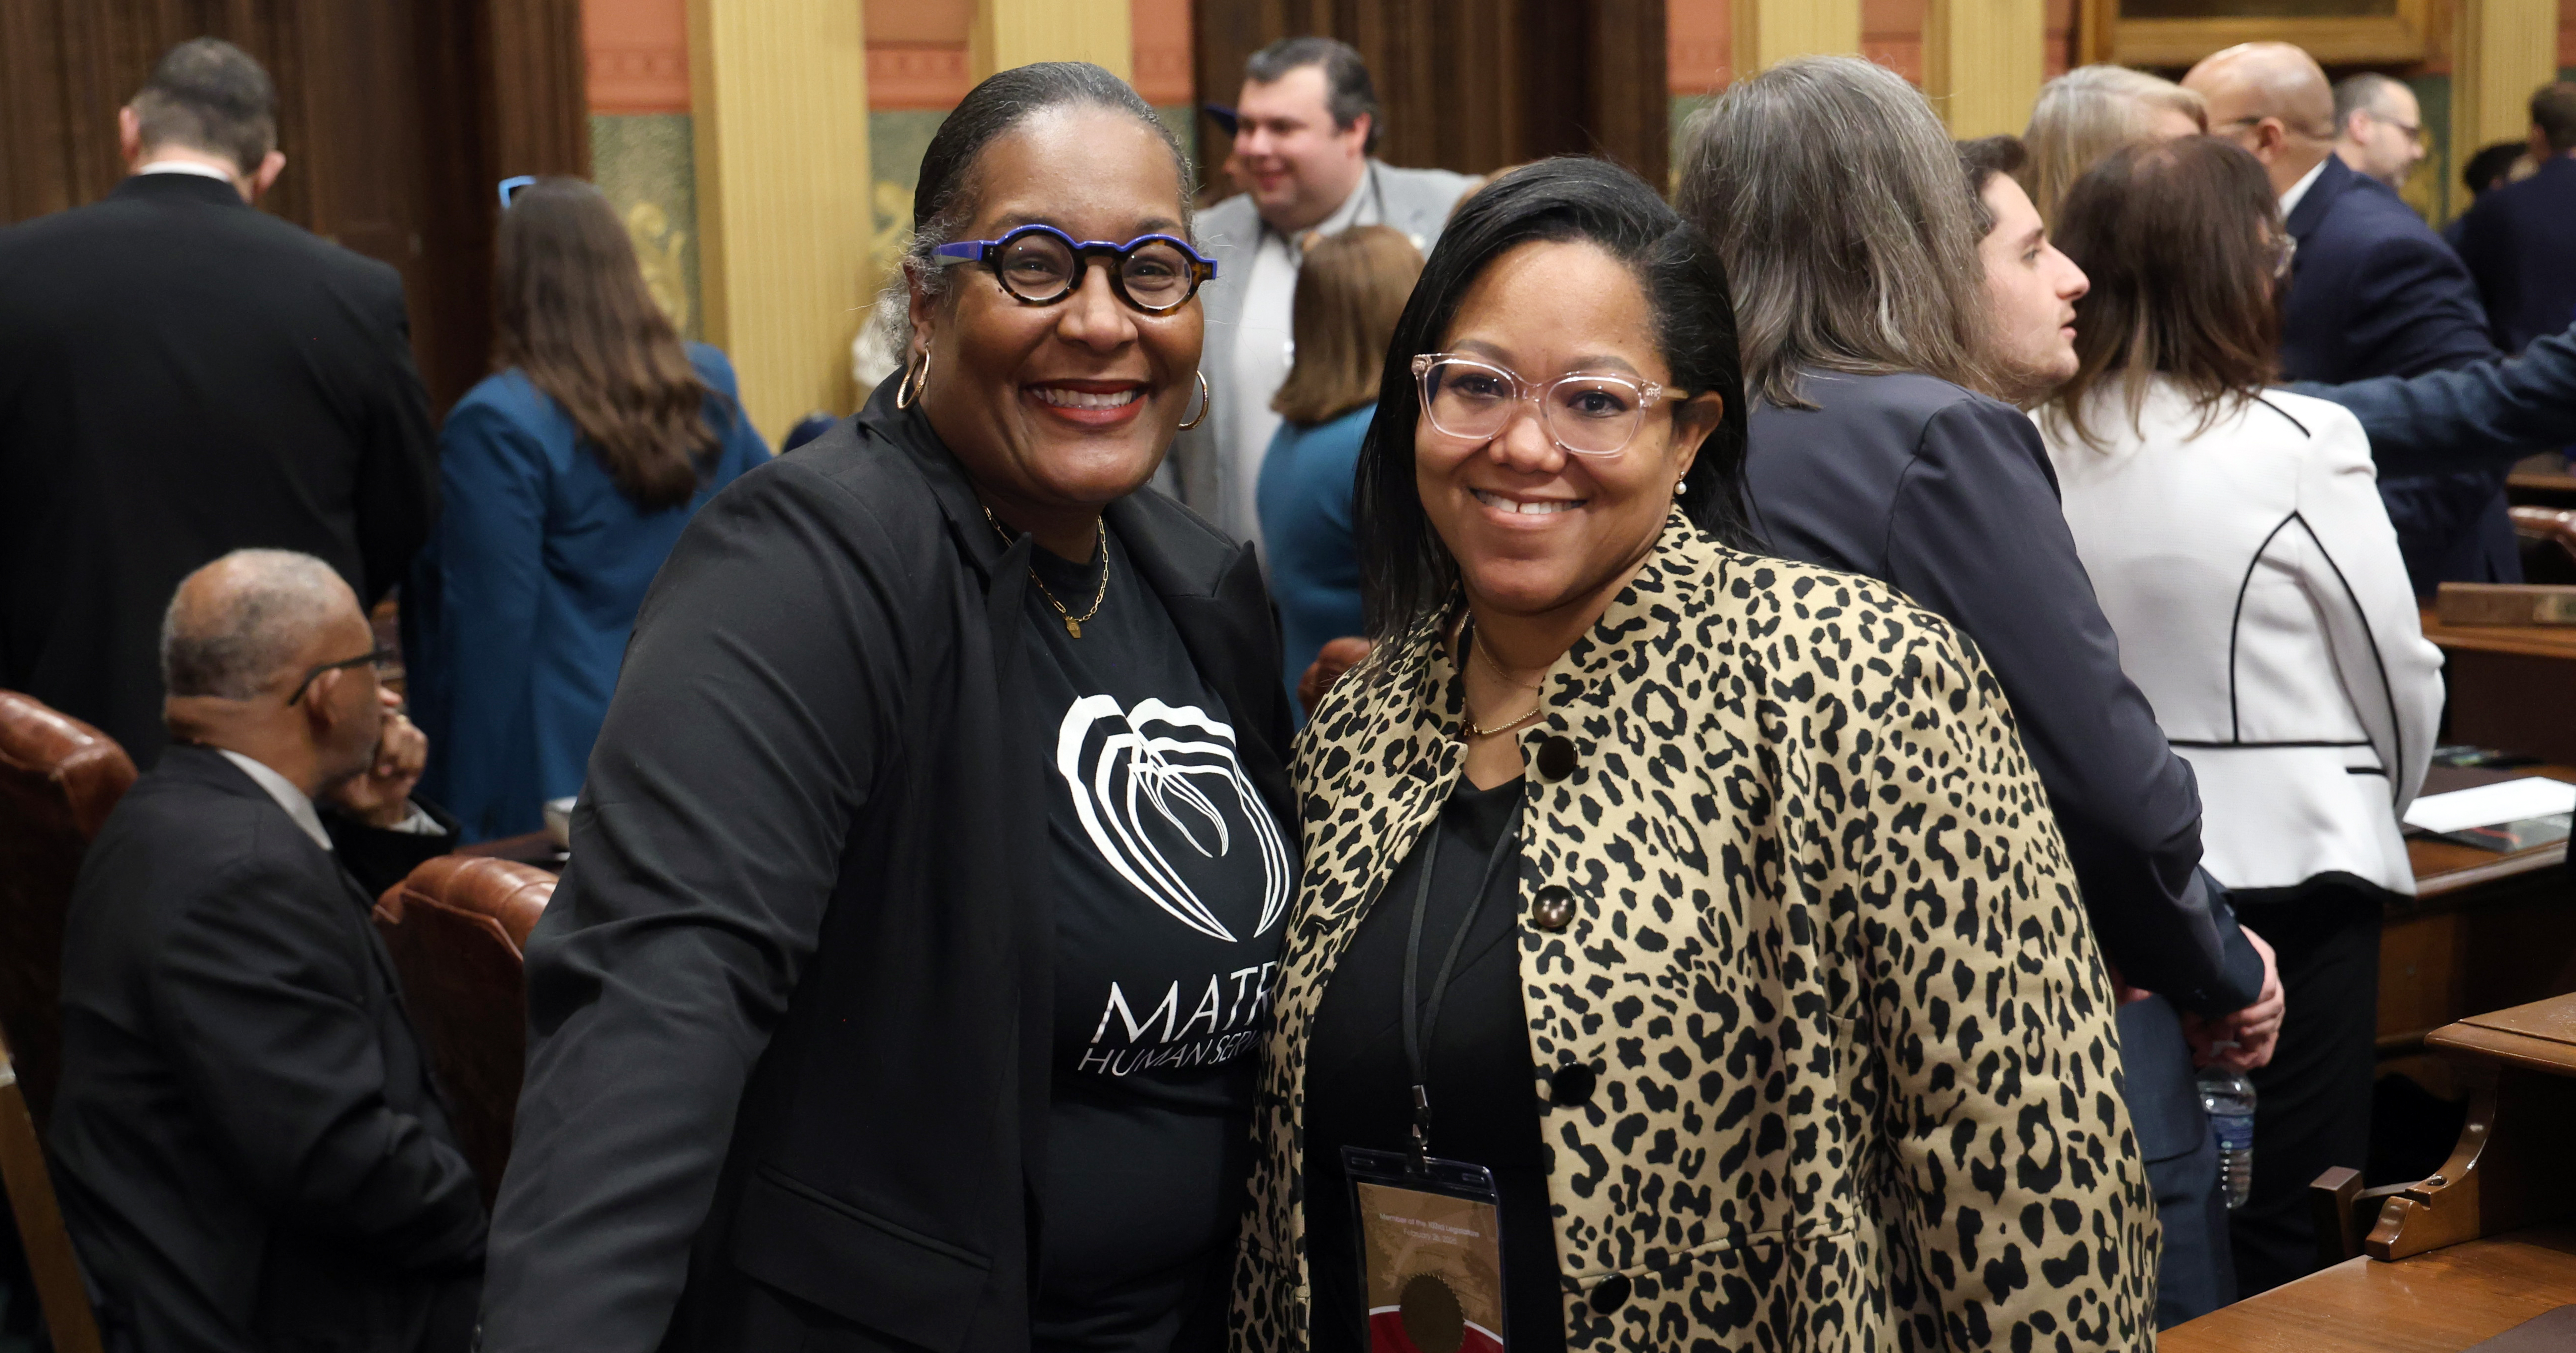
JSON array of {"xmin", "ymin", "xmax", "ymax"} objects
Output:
[{"xmin": 985, "ymin": 507, "xmax": 1109, "ymax": 637}]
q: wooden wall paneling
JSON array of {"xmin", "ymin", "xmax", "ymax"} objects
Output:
[
  {"xmin": 2452, "ymin": 0, "xmax": 2562, "ymax": 159},
  {"xmin": 1586, "ymin": 0, "xmax": 1669, "ymax": 185},
  {"xmin": 0, "ymin": 0, "xmax": 76, "ymax": 220},
  {"xmin": 1189, "ymin": 0, "xmax": 1666, "ymax": 187},
  {"xmin": 1733, "ymin": 0, "xmax": 1864, "ymax": 75},
  {"xmin": 412, "ymin": 0, "xmax": 499, "ymax": 413},
  {"xmin": 972, "ymin": 0, "xmax": 1133, "ymax": 80},
  {"xmin": 1927, "ymin": 0, "xmax": 2046, "ymax": 138},
  {"xmin": 488, "ymin": 0, "xmax": 594, "ymax": 181},
  {"xmin": 687, "ymin": 0, "xmax": 876, "ymax": 440}
]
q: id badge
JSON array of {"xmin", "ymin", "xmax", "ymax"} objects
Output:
[{"xmin": 1342, "ymin": 1146, "xmax": 1509, "ymax": 1353}]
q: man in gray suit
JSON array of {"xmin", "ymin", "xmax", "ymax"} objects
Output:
[{"xmin": 1175, "ymin": 37, "xmax": 1473, "ymax": 547}]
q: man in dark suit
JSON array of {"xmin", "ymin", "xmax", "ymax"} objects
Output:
[
  {"xmin": 2454, "ymin": 83, "xmax": 2576, "ymax": 357},
  {"xmin": 0, "ymin": 37, "xmax": 437, "ymax": 768},
  {"xmin": 48, "ymin": 550, "xmax": 482, "ymax": 1353},
  {"xmin": 2188, "ymin": 42, "xmax": 2509, "ymax": 600}
]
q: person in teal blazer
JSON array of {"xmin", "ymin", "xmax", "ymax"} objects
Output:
[
  {"xmin": 1253, "ymin": 223, "xmax": 1420, "ymax": 716},
  {"xmin": 405, "ymin": 179, "xmax": 771, "ymax": 841}
]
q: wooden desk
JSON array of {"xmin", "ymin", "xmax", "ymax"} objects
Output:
[
  {"xmin": 2419, "ymin": 608, "xmax": 2576, "ymax": 766},
  {"xmin": 2172, "ymin": 995, "xmax": 2576, "ymax": 1350},
  {"xmin": 2385, "ymin": 766, "xmax": 2576, "ymax": 1059},
  {"xmin": 2162, "ymin": 1227, "xmax": 2576, "ymax": 1353},
  {"xmin": 2507, "ymin": 471, "xmax": 2576, "ymax": 509},
  {"xmin": 2506, "ymin": 451, "xmax": 2576, "ymax": 511}
]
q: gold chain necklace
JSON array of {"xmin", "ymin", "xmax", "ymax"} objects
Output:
[
  {"xmin": 1460, "ymin": 616, "xmax": 1545, "ymax": 738},
  {"xmin": 985, "ymin": 507, "xmax": 1109, "ymax": 638}
]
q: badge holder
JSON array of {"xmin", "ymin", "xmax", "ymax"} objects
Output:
[
  {"xmin": 1343, "ymin": 1146, "xmax": 1509, "ymax": 1353},
  {"xmin": 1340, "ymin": 794, "xmax": 1526, "ymax": 1353}
]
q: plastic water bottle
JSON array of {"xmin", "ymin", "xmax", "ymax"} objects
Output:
[{"xmin": 2199, "ymin": 1067, "xmax": 2256, "ymax": 1210}]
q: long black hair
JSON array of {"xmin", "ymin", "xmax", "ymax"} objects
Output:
[{"xmin": 1354, "ymin": 156, "xmax": 1755, "ymax": 644}]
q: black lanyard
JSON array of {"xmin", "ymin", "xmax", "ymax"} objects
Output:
[{"xmin": 1400, "ymin": 792, "xmax": 1525, "ymax": 1164}]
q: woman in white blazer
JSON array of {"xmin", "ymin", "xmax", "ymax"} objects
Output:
[{"xmin": 2039, "ymin": 136, "xmax": 2443, "ymax": 1299}]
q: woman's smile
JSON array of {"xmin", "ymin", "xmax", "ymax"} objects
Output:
[
  {"xmin": 1024, "ymin": 378, "xmax": 1151, "ymax": 429},
  {"xmin": 1467, "ymin": 486, "xmax": 1588, "ymax": 521}
]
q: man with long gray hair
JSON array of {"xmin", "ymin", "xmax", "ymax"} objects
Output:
[{"xmin": 1677, "ymin": 54, "xmax": 2283, "ymax": 1328}]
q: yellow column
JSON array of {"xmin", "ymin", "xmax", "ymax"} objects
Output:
[
  {"xmin": 1926, "ymin": 0, "xmax": 2047, "ymax": 138},
  {"xmin": 686, "ymin": 0, "xmax": 874, "ymax": 442},
  {"xmin": 1731, "ymin": 0, "xmax": 1862, "ymax": 75},
  {"xmin": 2450, "ymin": 0, "xmax": 2558, "ymax": 168},
  {"xmin": 972, "ymin": 0, "xmax": 1133, "ymax": 82}
]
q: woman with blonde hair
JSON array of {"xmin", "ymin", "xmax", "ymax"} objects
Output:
[
  {"xmin": 1258, "ymin": 223, "xmax": 1422, "ymax": 709},
  {"xmin": 2024, "ymin": 64, "xmax": 2209, "ymax": 224}
]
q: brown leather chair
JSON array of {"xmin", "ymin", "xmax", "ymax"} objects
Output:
[
  {"xmin": 1, "ymin": 1023, "xmax": 105, "ymax": 1353},
  {"xmin": 2509, "ymin": 505, "xmax": 2576, "ymax": 585},
  {"xmin": 373, "ymin": 855, "xmax": 555, "ymax": 1206},
  {"xmin": 0, "ymin": 691, "xmax": 137, "ymax": 1129}
]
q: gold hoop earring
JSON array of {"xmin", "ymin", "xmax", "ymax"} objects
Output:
[
  {"xmin": 895, "ymin": 349, "xmax": 929, "ymax": 409},
  {"xmin": 1176, "ymin": 371, "xmax": 1211, "ymax": 431}
]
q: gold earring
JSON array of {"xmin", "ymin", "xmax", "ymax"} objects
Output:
[
  {"xmin": 895, "ymin": 347, "xmax": 929, "ymax": 409},
  {"xmin": 1176, "ymin": 371, "xmax": 1212, "ymax": 431}
]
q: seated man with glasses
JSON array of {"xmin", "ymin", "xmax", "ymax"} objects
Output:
[{"xmin": 49, "ymin": 548, "xmax": 484, "ymax": 1353}]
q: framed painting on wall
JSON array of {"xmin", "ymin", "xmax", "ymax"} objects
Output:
[{"xmin": 2079, "ymin": 0, "xmax": 2432, "ymax": 67}]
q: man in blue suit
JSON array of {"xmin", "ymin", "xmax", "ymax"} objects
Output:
[
  {"xmin": 2454, "ymin": 83, "xmax": 2576, "ymax": 356},
  {"xmin": 2188, "ymin": 43, "xmax": 2508, "ymax": 600},
  {"xmin": 2296, "ymin": 321, "xmax": 2576, "ymax": 470}
]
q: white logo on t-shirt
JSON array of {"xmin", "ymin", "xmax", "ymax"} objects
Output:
[{"xmin": 1053, "ymin": 694, "xmax": 1289, "ymax": 943}]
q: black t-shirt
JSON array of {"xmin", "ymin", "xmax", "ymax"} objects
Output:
[
  {"xmin": 1020, "ymin": 530, "xmax": 1292, "ymax": 1353},
  {"xmin": 1303, "ymin": 776, "xmax": 1567, "ymax": 1353}
]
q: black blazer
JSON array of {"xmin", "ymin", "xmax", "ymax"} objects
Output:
[
  {"xmin": 2453, "ymin": 155, "xmax": 2576, "ymax": 357},
  {"xmin": 2280, "ymin": 154, "xmax": 2511, "ymax": 596},
  {"xmin": 47, "ymin": 746, "xmax": 485, "ymax": 1353},
  {"xmin": 0, "ymin": 174, "xmax": 437, "ymax": 766},
  {"xmin": 480, "ymin": 379, "xmax": 1296, "ymax": 1353}
]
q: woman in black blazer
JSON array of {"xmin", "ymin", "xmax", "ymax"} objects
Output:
[{"xmin": 479, "ymin": 64, "xmax": 1296, "ymax": 1353}]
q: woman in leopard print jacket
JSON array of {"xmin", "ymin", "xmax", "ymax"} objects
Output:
[{"xmin": 1231, "ymin": 159, "xmax": 2156, "ymax": 1351}]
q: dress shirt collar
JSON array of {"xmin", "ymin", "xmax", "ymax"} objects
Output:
[
  {"xmin": 1261, "ymin": 162, "xmax": 1376, "ymax": 258},
  {"xmin": 214, "ymin": 749, "xmax": 334, "ymax": 851},
  {"xmin": 137, "ymin": 159, "xmax": 240, "ymax": 185},
  {"xmin": 2278, "ymin": 156, "xmax": 2330, "ymax": 221}
]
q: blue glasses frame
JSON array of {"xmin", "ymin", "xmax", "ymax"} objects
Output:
[
  {"xmin": 932, "ymin": 223, "xmax": 1218, "ymax": 315},
  {"xmin": 497, "ymin": 175, "xmax": 536, "ymax": 209}
]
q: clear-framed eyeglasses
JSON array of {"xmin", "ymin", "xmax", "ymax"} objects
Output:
[
  {"xmin": 1410, "ymin": 353, "xmax": 1674, "ymax": 457},
  {"xmin": 933, "ymin": 223, "xmax": 1218, "ymax": 315}
]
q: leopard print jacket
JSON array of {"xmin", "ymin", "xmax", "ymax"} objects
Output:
[{"xmin": 1230, "ymin": 515, "xmax": 2156, "ymax": 1351}]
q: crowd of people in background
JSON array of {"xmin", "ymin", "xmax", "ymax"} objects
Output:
[{"xmin": 11, "ymin": 22, "xmax": 2576, "ymax": 1353}]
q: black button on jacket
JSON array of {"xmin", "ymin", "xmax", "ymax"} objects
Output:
[{"xmin": 481, "ymin": 377, "xmax": 1296, "ymax": 1353}]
